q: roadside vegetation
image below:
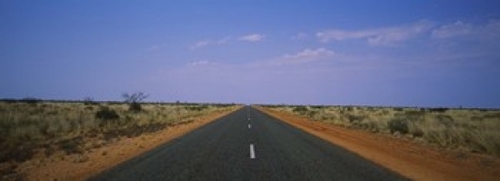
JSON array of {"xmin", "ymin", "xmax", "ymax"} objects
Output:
[
  {"xmin": 0, "ymin": 96, "xmax": 238, "ymax": 178},
  {"xmin": 260, "ymin": 105, "xmax": 500, "ymax": 157}
]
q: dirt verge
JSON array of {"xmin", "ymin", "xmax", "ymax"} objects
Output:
[
  {"xmin": 17, "ymin": 107, "xmax": 241, "ymax": 181},
  {"xmin": 257, "ymin": 107, "xmax": 500, "ymax": 181}
]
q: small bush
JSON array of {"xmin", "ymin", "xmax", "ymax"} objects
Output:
[
  {"xmin": 411, "ymin": 127, "xmax": 425, "ymax": 138},
  {"xmin": 83, "ymin": 97, "xmax": 99, "ymax": 105},
  {"xmin": 347, "ymin": 114, "xmax": 364, "ymax": 123},
  {"xmin": 21, "ymin": 97, "xmax": 41, "ymax": 105},
  {"xmin": 393, "ymin": 107, "xmax": 404, "ymax": 111},
  {"xmin": 128, "ymin": 102, "xmax": 143, "ymax": 112},
  {"xmin": 429, "ymin": 107, "xmax": 448, "ymax": 113},
  {"xmin": 388, "ymin": 118, "xmax": 409, "ymax": 134},
  {"xmin": 95, "ymin": 107, "xmax": 119, "ymax": 120},
  {"xmin": 401, "ymin": 110, "xmax": 425, "ymax": 121},
  {"xmin": 435, "ymin": 115, "xmax": 454, "ymax": 126},
  {"xmin": 292, "ymin": 106, "xmax": 308, "ymax": 114},
  {"xmin": 0, "ymin": 141, "xmax": 36, "ymax": 162},
  {"xmin": 103, "ymin": 123, "xmax": 167, "ymax": 140},
  {"xmin": 484, "ymin": 113, "xmax": 500, "ymax": 119},
  {"xmin": 58, "ymin": 137, "xmax": 83, "ymax": 155},
  {"xmin": 185, "ymin": 105, "xmax": 209, "ymax": 111},
  {"xmin": 44, "ymin": 145, "xmax": 55, "ymax": 157}
]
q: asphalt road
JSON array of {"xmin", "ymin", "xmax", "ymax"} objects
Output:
[{"xmin": 90, "ymin": 106, "xmax": 406, "ymax": 181}]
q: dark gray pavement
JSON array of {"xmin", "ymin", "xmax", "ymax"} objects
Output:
[{"xmin": 89, "ymin": 106, "xmax": 406, "ymax": 181}]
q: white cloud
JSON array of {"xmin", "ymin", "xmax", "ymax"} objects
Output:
[
  {"xmin": 191, "ymin": 40, "xmax": 210, "ymax": 49},
  {"xmin": 270, "ymin": 48, "xmax": 336, "ymax": 65},
  {"xmin": 283, "ymin": 48, "xmax": 334, "ymax": 59},
  {"xmin": 432, "ymin": 20, "xmax": 500, "ymax": 39},
  {"xmin": 188, "ymin": 60, "xmax": 210, "ymax": 66},
  {"xmin": 190, "ymin": 34, "xmax": 266, "ymax": 49},
  {"xmin": 148, "ymin": 43, "xmax": 169, "ymax": 51},
  {"xmin": 238, "ymin": 34, "xmax": 265, "ymax": 42},
  {"xmin": 432, "ymin": 21, "xmax": 473, "ymax": 38},
  {"xmin": 216, "ymin": 36, "xmax": 231, "ymax": 44},
  {"xmin": 149, "ymin": 45, "xmax": 159, "ymax": 51},
  {"xmin": 190, "ymin": 37, "xmax": 231, "ymax": 49},
  {"xmin": 292, "ymin": 32, "xmax": 309, "ymax": 40},
  {"xmin": 317, "ymin": 20, "xmax": 433, "ymax": 45},
  {"xmin": 316, "ymin": 30, "xmax": 374, "ymax": 41},
  {"xmin": 485, "ymin": 20, "xmax": 500, "ymax": 33}
]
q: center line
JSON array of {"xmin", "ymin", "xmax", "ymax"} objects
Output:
[
  {"xmin": 250, "ymin": 144, "xmax": 256, "ymax": 159},
  {"xmin": 248, "ymin": 124, "xmax": 251, "ymax": 129}
]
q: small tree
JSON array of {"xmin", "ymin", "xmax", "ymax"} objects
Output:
[{"xmin": 122, "ymin": 92, "xmax": 148, "ymax": 112}]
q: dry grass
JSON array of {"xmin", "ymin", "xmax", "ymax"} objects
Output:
[
  {"xmin": 0, "ymin": 100, "xmax": 238, "ymax": 178},
  {"xmin": 262, "ymin": 105, "xmax": 500, "ymax": 157}
]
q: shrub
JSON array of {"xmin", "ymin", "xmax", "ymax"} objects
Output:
[
  {"xmin": 128, "ymin": 102, "xmax": 143, "ymax": 112},
  {"xmin": 388, "ymin": 118, "xmax": 409, "ymax": 134},
  {"xmin": 185, "ymin": 105, "xmax": 209, "ymax": 111},
  {"xmin": 58, "ymin": 137, "xmax": 83, "ymax": 155},
  {"xmin": 411, "ymin": 127, "xmax": 425, "ymax": 138},
  {"xmin": 21, "ymin": 97, "xmax": 41, "ymax": 105},
  {"xmin": 400, "ymin": 110, "xmax": 425, "ymax": 121},
  {"xmin": 292, "ymin": 106, "xmax": 308, "ymax": 114},
  {"xmin": 347, "ymin": 114, "xmax": 364, "ymax": 123},
  {"xmin": 429, "ymin": 107, "xmax": 448, "ymax": 113},
  {"xmin": 83, "ymin": 97, "xmax": 99, "ymax": 105},
  {"xmin": 393, "ymin": 107, "xmax": 404, "ymax": 111},
  {"xmin": 95, "ymin": 107, "xmax": 119, "ymax": 120},
  {"xmin": 435, "ymin": 115, "xmax": 454, "ymax": 126}
]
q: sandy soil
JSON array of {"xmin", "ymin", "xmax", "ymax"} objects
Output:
[
  {"xmin": 17, "ymin": 107, "xmax": 240, "ymax": 181},
  {"xmin": 258, "ymin": 107, "xmax": 500, "ymax": 181}
]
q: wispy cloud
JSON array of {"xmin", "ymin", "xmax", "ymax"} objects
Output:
[
  {"xmin": 291, "ymin": 32, "xmax": 309, "ymax": 40},
  {"xmin": 190, "ymin": 34, "xmax": 265, "ymax": 49},
  {"xmin": 281, "ymin": 48, "xmax": 335, "ymax": 65},
  {"xmin": 431, "ymin": 21, "xmax": 472, "ymax": 38},
  {"xmin": 238, "ymin": 34, "xmax": 265, "ymax": 42},
  {"xmin": 147, "ymin": 43, "xmax": 169, "ymax": 51},
  {"xmin": 432, "ymin": 20, "xmax": 500, "ymax": 40},
  {"xmin": 190, "ymin": 37, "xmax": 231, "ymax": 49},
  {"xmin": 247, "ymin": 48, "xmax": 336, "ymax": 68},
  {"xmin": 317, "ymin": 20, "xmax": 434, "ymax": 45},
  {"xmin": 191, "ymin": 40, "xmax": 210, "ymax": 49},
  {"xmin": 283, "ymin": 48, "xmax": 334, "ymax": 59},
  {"xmin": 188, "ymin": 60, "xmax": 210, "ymax": 67}
]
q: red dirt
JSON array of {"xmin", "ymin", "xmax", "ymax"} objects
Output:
[
  {"xmin": 258, "ymin": 107, "xmax": 500, "ymax": 181},
  {"xmin": 17, "ymin": 107, "xmax": 240, "ymax": 181}
]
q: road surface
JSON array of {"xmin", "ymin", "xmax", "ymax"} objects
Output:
[{"xmin": 90, "ymin": 106, "xmax": 406, "ymax": 181}]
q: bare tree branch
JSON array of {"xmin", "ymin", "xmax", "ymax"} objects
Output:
[{"xmin": 122, "ymin": 92, "xmax": 149, "ymax": 103}]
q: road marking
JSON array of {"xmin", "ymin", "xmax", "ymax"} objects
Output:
[
  {"xmin": 248, "ymin": 124, "xmax": 251, "ymax": 129},
  {"xmin": 250, "ymin": 144, "xmax": 256, "ymax": 159},
  {"xmin": 248, "ymin": 118, "xmax": 250, "ymax": 120}
]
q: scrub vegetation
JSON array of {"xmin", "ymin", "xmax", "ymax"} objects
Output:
[
  {"xmin": 261, "ymin": 105, "xmax": 500, "ymax": 157},
  {"xmin": 0, "ymin": 98, "xmax": 238, "ymax": 178}
]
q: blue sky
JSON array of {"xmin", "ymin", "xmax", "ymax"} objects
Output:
[{"xmin": 1, "ymin": 1, "xmax": 500, "ymax": 107}]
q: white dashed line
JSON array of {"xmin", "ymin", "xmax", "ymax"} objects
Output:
[
  {"xmin": 250, "ymin": 144, "xmax": 256, "ymax": 159},
  {"xmin": 248, "ymin": 124, "xmax": 251, "ymax": 129}
]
